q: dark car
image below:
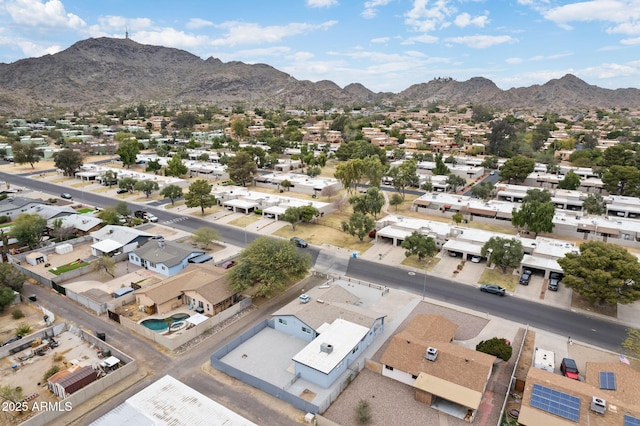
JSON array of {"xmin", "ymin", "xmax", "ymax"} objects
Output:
[
  {"xmin": 60, "ymin": 193, "xmax": 72, "ymax": 199},
  {"xmin": 479, "ymin": 284, "xmax": 506, "ymax": 296},
  {"xmin": 290, "ymin": 237, "xmax": 308, "ymax": 248},
  {"xmin": 116, "ymin": 188, "xmax": 128, "ymax": 194},
  {"xmin": 560, "ymin": 357, "xmax": 579, "ymax": 380},
  {"xmin": 519, "ymin": 269, "xmax": 532, "ymax": 285},
  {"xmin": 1, "ymin": 335, "xmax": 22, "ymax": 346},
  {"xmin": 548, "ymin": 272, "xmax": 562, "ymax": 291},
  {"xmin": 219, "ymin": 260, "xmax": 236, "ymax": 269}
]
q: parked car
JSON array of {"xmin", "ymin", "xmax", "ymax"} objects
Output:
[
  {"xmin": 470, "ymin": 255, "xmax": 482, "ymax": 263},
  {"xmin": 134, "ymin": 210, "xmax": 158, "ymax": 223},
  {"xmin": 219, "ymin": 260, "xmax": 236, "ymax": 269},
  {"xmin": 560, "ymin": 357, "xmax": 580, "ymax": 380},
  {"xmin": 548, "ymin": 272, "xmax": 562, "ymax": 291},
  {"xmin": 519, "ymin": 269, "xmax": 532, "ymax": 285},
  {"xmin": 290, "ymin": 237, "xmax": 308, "ymax": 248},
  {"xmin": 479, "ymin": 284, "xmax": 506, "ymax": 296},
  {"xmin": 448, "ymin": 251, "xmax": 459, "ymax": 257},
  {"xmin": 1, "ymin": 335, "xmax": 22, "ymax": 346},
  {"xmin": 60, "ymin": 193, "xmax": 72, "ymax": 199},
  {"xmin": 116, "ymin": 188, "xmax": 128, "ymax": 194}
]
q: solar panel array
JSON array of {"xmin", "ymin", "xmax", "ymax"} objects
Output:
[
  {"xmin": 625, "ymin": 414, "xmax": 640, "ymax": 426},
  {"xmin": 530, "ymin": 384, "xmax": 580, "ymax": 422},
  {"xmin": 599, "ymin": 371, "xmax": 617, "ymax": 390}
]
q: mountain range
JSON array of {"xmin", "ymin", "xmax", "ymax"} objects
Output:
[{"xmin": 0, "ymin": 37, "xmax": 639, "ymax": 115}]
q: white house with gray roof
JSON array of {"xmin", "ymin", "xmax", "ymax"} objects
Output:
[
  {"xmin": 128, "ymin": 239, "xmax": 206, "ymax": 277},
  {"xmin": 90, "ymin": 225, "xmax": 157, "ymax": 257}
]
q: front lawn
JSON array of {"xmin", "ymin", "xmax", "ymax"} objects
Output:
[{"xmin": 478, "ymin": 267, "xmax": 518, "ymax": 292}]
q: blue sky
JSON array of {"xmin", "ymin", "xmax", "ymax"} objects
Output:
[{"xmin": 0, "ymin": 0, "xmax": 639, "ymax": 93}]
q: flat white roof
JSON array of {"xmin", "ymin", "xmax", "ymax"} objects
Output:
[
  {"xmin": 292, "ymin": 318, "xmax": 369, "ymax": 375},
  {"xmin": 91, "ymin": 239, "xmax": 121, "ymax": 253},
  {"xmin": 90, "ymin": 375, "xmax": 257, "ymax": 426}
]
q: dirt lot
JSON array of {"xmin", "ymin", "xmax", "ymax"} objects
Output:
[{"xmin": 0, "ymin": 303, "xmax": 44, "ymax": 346}]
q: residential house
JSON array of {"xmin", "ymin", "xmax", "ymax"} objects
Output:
[
  {"xmin": 272, "ymin": 284, "xmax": 386, "ymax": 388},
  {"xmin": 0, "ymin": 196, "xmax": 49, "ymax": 221},
  {"xmin": 128, "ymin": 239, "xmax": 205, "ymax": 277},
  {"xmin": 135, "ymin": 263, "xmax": 240, "ymax": 315},
  {"xmin": 380, "ymin": 314, "xmax": 496, "ymax": 421},
  {"xmin": 90, "ymin": 225, "xmax": 157, "ymax": 257}
]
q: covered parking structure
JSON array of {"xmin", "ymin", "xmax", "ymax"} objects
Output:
[
  {"xmin": 441, "ymin": 240, "xmax": 484, "ymax": 261},
  {"xmin": 222, "ymin": 198, "xmax": 259, "ymax": 214},
  {"xmin": 520, "ymin": 254, "xmax": 563, "ymax": 279}
]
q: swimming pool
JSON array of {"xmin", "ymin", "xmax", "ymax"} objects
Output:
[{"xmin": 140, "ymin": 313, "xmax": 190, "ymax": 332}]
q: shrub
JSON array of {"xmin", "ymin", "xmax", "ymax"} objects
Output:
[
  {"xmin": 15, "ymin": 323, "xmax": 31, "ymax": 337},
  {"xmin": 0, "ymin": 215, "xmax": 10, "ymax": 224},
  {"xmin": 43, "ymin": 365, "xmax": 60, "ymax": 381},
  {"xmin": 476, "ymin": 337, "xmax": 512, "ymax": 361},
  {"xmin": 48, "ymin": 198, "xmax": 58, "ymax": 204},
  {"xmin": 356, "ymin": 399, "xmax": 371, "ymax": 424},
  {"xmin": 12, "ymin": 309, "xmax": 24, "ymax": 320}
]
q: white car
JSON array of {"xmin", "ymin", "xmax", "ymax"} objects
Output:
[{"xmin": 471, "ymin": 255, "xmax": 482, "ymax": 263}]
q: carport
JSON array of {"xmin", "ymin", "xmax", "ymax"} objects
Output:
[
  {"xmin": 441, "ymin": 240, "xmax": 483, "ymax": 260},
  {"xmin": 520, "ymin": 254, "xmax": 563, "ymax": 279},
  {"xmin": 222, "ymin": 198, "xmax": 259, "ymax": 214},
  {"xmin": 375, "ymin": 226, "xmax": 410, "ymax": 246}
]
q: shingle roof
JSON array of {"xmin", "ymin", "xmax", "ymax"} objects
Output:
[{"xmin": 132, "ymin": 240, "xmax": 203, "ymax": 268}]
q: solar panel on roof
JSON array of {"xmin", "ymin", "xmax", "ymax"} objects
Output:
[
  {"xmin": 530, "ymin": 384, "xmax": 580, "ymax": 422},
  {"xmin": 625, "ymin": 414, "xmax": 640, "ymax": 426},
  {"xmin": 599, "ymin": 371, "xmax": 617, "ymax": 390}
]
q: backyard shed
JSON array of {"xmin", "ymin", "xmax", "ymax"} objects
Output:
[
  {"xmin": 48, "ymin": 365, "xmax": 97, "ymax": 398},
  {"xmin": 55, "ymin": 243, "xmax": 73, "ymax": 255},
  {"xmin": 25, "ymin": 252, "xmax": 47, "ymax": 266}
]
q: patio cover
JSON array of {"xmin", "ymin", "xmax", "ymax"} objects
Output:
[
  {"xmin": 92, "ymin": 239, "xmax": 121, "ymax": 254},
  {"xmin": 186, "ymin": 313, "xmax": 208, "ymax": 326}
]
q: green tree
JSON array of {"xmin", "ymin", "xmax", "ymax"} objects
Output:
[
  {"xmin": 511, "ymin": 190, "xmax": 555, "ymax": 237},
  {"xmin": 622, "ymin": 328, "xmax": 640, "ymax": 359},
  {"xmin": 583, "ymin": 193, "xmax": 606, "ymax": 215},
  {"xmin": 159, "ymin": 184, "xmax": 183, "ymax": 205},
  {"xmin": 481, "ymin": 237, "xmax": 524, "ymax": 273},
  {"xmin": 11, "ymin": 141, "xmax": 40, "ymax": 168},
  {"xmin": 0, "ymin": 287, "xmax": 16, "ymax": 313},
  {"xmin": 500, "ymin": 156, "xmax": 535, "ymax": 184},
  {"xmin": 115, "ymin": 201, "xmax": 130, "ymax": 218},
  {"xmin": 476, "ymin": 338, "xmax": 512, "ymax": 361},
  {"xmin": 470, "ymin": 181, "xmax": 495, "ymax": 201},
  {"xmin": 116, "ymin": 139, "xmax": 140, "ymax": 168},
  {"xmin": 480, "ymin": 156, "xmax": 498, "ymax": 170},
  {"xmin": 602, "ymin": 165, "xmax": 640, "ymax": 196},
  {"xmin": 557, "ymin": 170, "xmax": 581, "ymax": 190},
  {"xmin": 230, "ymin": 117, "xmax": 249, "ymax": 140},
  {"xmin": 557, "ymin": 241, "xmax": 640, "ymax": 306},
  {"xmin": 349, "ymin": 188, "xmax": 385, "ymax": 219},
  {"xmin": 92, "ymin": 255, "xmax": 116, "ymax": 278},
  {"xmin": 185, "ymin": 179, "xmax": 216, "ymax": 215},
  {"xmin": 452, "ymin": 212, "xmax": 464, "ymax": 224},
  {"xmin": 145, "ymin": 159, "xmax": 162, "ymax": 173},
  {"xmin": 433, "ymin": 153, "xmax": 450, "ymax": 175},
  {"xmin": 445, "ymin": 174, "xmax": 466, "ymax": 193},
  {"xmin": 118, "ymin": 177, "xmax": 138, "ymax": 193},
  {"xmin": 227, "ymin": 151, "xmax": 257, "ymax": 186},
  {"xmin": 193, "ymin": 227, "xmax": 219, "ymax": 249},
  {"xmin": 134, "ymin": 180, "xmax": 159, "ymax": 198},
  {"xmin": 281, "ymin": 206, "xmax": 302, "ymax": 231},
  {"xmin": 387, "ymin": 159, "xmax": 418, "ymax": 200},
  {"xmin": 362, "ymin": 155, "xmax": 386, "ymax": 188},
  {"xmin": 341, "ymin": 212, "xmax": 375, "ymax": 242},
  {"xmin": 53, "ymin": 148, "xmax": 83, "ymax": 176},
  {"xmin": 228, "ymin": 236, "xmax": 311, "ymax": 297},
  {"xmin": 98, "ymin": 207, "xmax": 121, "ymax": 225},
  {"xmin": 487, "ymin": 119, "xmax": 517, "ymax": 157},
  {"xmin": 335, "ymin": 159, "xmax": 364, "ymax": 195},
  {"xmin": 0, "ymin": 263, "xmax": 26, "ymax": 292},
  {"xmin": 9, "ymin": 213, "xmax": 46, "ymax": 249},
  {"xmin": 102, "ymin": 170, "xmax": 118, "ymax": 186},
  {"xmin": 165, "ymin": 154, "xmax": 188, "ymax": 177},
  {"xmin": 280, "ymin": 179, "xmax": 292, "ymax": 192},
  {"xmin": 401, "ymin": 231, "xmax": 437, "ymax": 261},
  {"xmin": 389, "ymin": 193, "xmax": 403, "ymax": 212}
]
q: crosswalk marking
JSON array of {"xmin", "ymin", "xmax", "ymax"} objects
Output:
[{"xmin": 163, "ymin": 217, "xmax": 189, "ymax": 224}]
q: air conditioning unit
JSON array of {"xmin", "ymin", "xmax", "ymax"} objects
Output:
[
  {"xmin": 425, "ymin": 347, "xmax": 438, "ymax": 361},
  {"xmin": 591, "ymin": 396, "xmax": 606, "ymax": 414},
  {"xmin": 320, "ymin": 342, "xmax": 333, "ymax": 354}
]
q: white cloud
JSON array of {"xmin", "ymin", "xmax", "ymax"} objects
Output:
[
  {"xmin": 95, "ymin": 16, "xmax": 153, "ymax": 32},
  {"xmin": 621, "ymin": 36, "xmax": 640, "ymax": 45},
  {"xmin": 362, "ymin": 0, "xmax": 392, "ymax": 19},
  {"xmin": 582, "ymin": 62, "xmax": 639, "ymax": 79},
  {"xmin": 133, "ymin": 28, "xmax": 211, "ymax": 49},
  {"xmin": 18, "ymin": 40, "xmax": 62, "ymax": 57},
  {"xmin": 306, "ymin": 0, "xmax": 338, "ymax": 8},
  {"xmin": 454, "ymin": 12, "xmax": 489, "ymax": 28},
  {"xmin": 544, "ymin": 1, "xmax": 640, "ymax": 32},
  {"xmin": 211, "ymin": 21, "xmax": 337, "ymax": 46},
  {"xmin": 233, "ymin": 46, "xmax": 292, "ymax": 58},
  {"xmin": 401, "ymin": 34, "xmax": 439, "ymax": 44},
  {"xmin": 371, "ymin": 37, "xmax": 390, "ymax": 43},
  {"xmin": 186, "ymin": 18, "xmax": 214, "ymax": 30},
  {"xmin": 3, "ymin": 0, "xmax": 86, "ymax": 29},
  {"xmin": 405, "ymin": 0, "xmax": 456, "ymax": 32},
  {"xmin": 506, "ymin": 57, "xmax": 523, "ymax": 64},
  {"xmin": 446, "ymin": 35, "xmax": 516, "ymax": 48}
]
